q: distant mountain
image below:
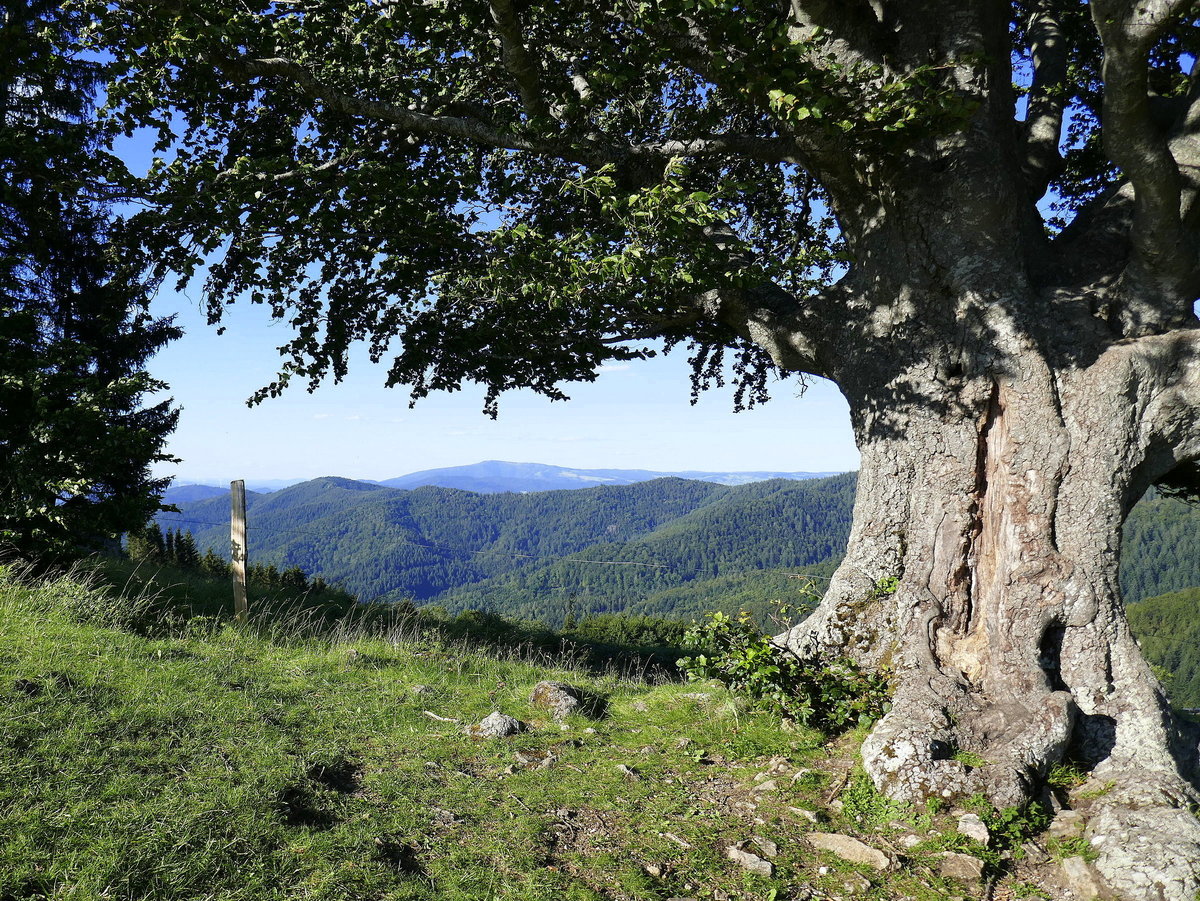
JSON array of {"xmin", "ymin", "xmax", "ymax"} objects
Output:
[
  {"xmin": 166, "ymin": 479, "xmax": 305, "ymax": 496},
  {"xmin": 1127, "ymin": 585, "xmax": 1200, "ymax": 708},
  {"xmin": 163, "ymin": 484, "xmax": 228, "ymax": 504},
  {"xmin": 157, "ymin": 474, "xmax": 1200, "ymax": 628},
  {"xmin": 379, "ymin": 460, "xmax": 840, "ymax": 493},
  {"xmin": 158, "ymin": 474, "xmax": 855, "ymax": 623}
]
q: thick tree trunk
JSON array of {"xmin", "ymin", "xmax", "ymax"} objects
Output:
[{"xmin": 777, "ymin": 328, "xmax": 1200, "ymax": 899}]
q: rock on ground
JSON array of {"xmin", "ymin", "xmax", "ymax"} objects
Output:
[
  {"xmin": 957, "ymin": 812, "xmax": 990, "ymax": 845},
  {"xmin": 805, "ymin": 833, "xmax": 891, "ymax": 871},
  {"xmin": 530, "ymin": 681, "xmax": 582, "ymax": 720},
  {"xmin": 725, "ymin": 845, "xmax": 774, "ymax": 876},
  {"xmin": 467, "ymin": 711, "xmax": 524, "ymax": 738},
  {"xmin": 529, "ymin": 681, "xmax": 607, "ymax": 719},
  {"xmin": 940, "ymin": 851, "xmax": 986, "ymax": 883}
]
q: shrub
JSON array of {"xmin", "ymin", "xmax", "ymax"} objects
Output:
[{"xmin": 678, "ymin": 610, "xmax": 890, "ymax": 732}]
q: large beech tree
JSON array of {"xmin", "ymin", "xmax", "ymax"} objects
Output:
[{"xmin": 91, "ymin": 1, "xmax": 1200, "ymax": 895}]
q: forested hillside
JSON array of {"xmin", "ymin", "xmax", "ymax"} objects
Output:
[
  {"xmin": 1127, "ymin": 586, "xmax": 1200, "ymax": 710},
  {"xmin": 161, "ymin": 475, "xmax": 854, "ymax": 623},
  {"xmin": 162, "ymin": 474, "xmax": 1198, "ymax": 625},
  {"xmin": 1119, "ymin": 492, "xmax": 1200, "ymax": 602}
]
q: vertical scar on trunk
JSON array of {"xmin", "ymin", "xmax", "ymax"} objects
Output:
[{"xmin": 943, "ymin": 382, "xmax": 1004, "ymax": 683}]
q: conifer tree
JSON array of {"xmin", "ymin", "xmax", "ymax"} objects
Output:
[{"xmin": 0, "ymin": 0, "xmax": 179, "ymax": 560}]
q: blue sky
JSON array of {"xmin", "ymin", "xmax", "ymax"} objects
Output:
[{"xmin": 147, "ymin": 288, "xmax": 860, "ymax": 484}]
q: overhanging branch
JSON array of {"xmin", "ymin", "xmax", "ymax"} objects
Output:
[
  {"xmin": 1091, "ymin": 0, "xmax": 1193, "ymax": 292},
  {"xmin": 206, "ymin": 54, "xmax": 800, "ymax": 169},
  {"xmin": 488, "ymin": 0, "xmax": 550, "ymax": 119},
  {"xmin": 1021, "ymin": 1, "xmax": 1069, "ymax": 199}
]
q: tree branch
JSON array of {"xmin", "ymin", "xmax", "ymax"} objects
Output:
[
  {"xmin": 214, "ymin": 55, "xmax": 587, "ymax": 155},
  {"xmin": 207, "ymin": 53, "xmax": 801, "ymax": 168},
  {"xmin": 689, "ymin": 221, "xmax": 844, "ymax": 378},
  {"xmin": 630, "ymin": 14, "xmax": 860, "ymax": 195},
  {"xmin": 786, "ymin": 0, "xmax": 888, "ymax": 63},
  {"xmin": 1091, "ymin": 0, "xmax": 1193, "ymax": 292},
  {"xmin": 1021, "ymin": 1, "xmax": 1069, "ymax": 199},
  {"xmin": 487, "ymin": 0, "xmax": 550, "ymax": 118}
]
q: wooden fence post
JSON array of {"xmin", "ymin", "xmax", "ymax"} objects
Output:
[{"xmin": 230, "ymin": 480, "xmax": 248, "ymax": 621}]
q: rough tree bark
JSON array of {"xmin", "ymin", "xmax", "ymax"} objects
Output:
[{"xmin": 773, "ymin": 232, "xmax": 1200, "ymax": 899}]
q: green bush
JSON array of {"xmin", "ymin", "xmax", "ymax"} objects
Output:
[{"xmin": 678, "ymin": 610, "xmax": 890, "ymax": 732}]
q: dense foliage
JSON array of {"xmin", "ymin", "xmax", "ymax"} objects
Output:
[
  {"xmin": 1119, "ymin": 491, "xmax": 1200, "ymax": 602},
  {"xmin": 0, "ymin": 0, "xmax": 178, "ymax": 561},
  {"xmin": 679, "ymin": 610, "xmax": 890, "ymax": 732}
]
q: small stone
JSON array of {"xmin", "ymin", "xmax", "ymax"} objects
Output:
[
  {"xmin": 644, "ymin": 863, "xmax": 664, "ymax": 878},
  {"xmin": 1045, "ymin": 789, "xmax": 1065, "ymax": 813},
  {"xmin": 751, "ymin": 835, "xmax": 778, "ymax": 857},
  {"xmin": 617, "ymin": 764, "xmax": 639, "ymax": 778},
  {"xmin": 1021, "ymin": 840, "xmax": 1050, "ymax": 864},
  {"xmin": 411, "ymin": 684, "xmax": 432, "ymax": 695},
  {"xmin": 467, "ymin": 711, "xmax": 524, "ymax": 738},
  {"xmin": 346, "ymin": 648, "xmax": 360, "ymax": 661},
  {"xmin": 767, "ymin": 755, "xmax": 792, "ymax": 774},
  {"xmin": 842, "ymin": 873, "xmax": 872, "ymax": 894},
  {"xmin": 939, "ymin": 851, "xmax": 985, "ymax": 883},
  {"xmin": 631, "ymin": 700, "xmax": 649, "ymax": 712},
  {"xmin": 1048, "ymin": 809, "xmax": 1085, "ymax": 839},
  {"xmin": 806, "ymin": 833, "xmax": 891, "ymax": 871},
  {"xmin": 1061, "ymin": 856, "xmax": 1103, "ymax": 900},
  {"xmin": 750, "ymin": 778, "xmax": 779, "ymax": 793},
  {"xmin": 530, "ymin": 681, "xmax": 584, "ymax": 720},
  {"xmin": 660, "ymin": 831, "xmax": 692, "ymax": 849},
  {"xmin": 725, "ymin": 845, "xmax": 774, "ymax": 876},
  {"xmin": 791, "ymin": 768, "xmax": 814, "ymax": 782},
  {"xmin": 957, "ymin": 812, "xmax": 990, "ymax": 845},
  {"xmin": 817, "ymin": 866, "xmax": 830, "ymax": 875},
  {"xmin": 675, "ymin": 737, "xmax": 692, "ymax": 749},
  {"xmin": 898, "ymin": 833, "xmax": 924, "ymax": 849},
  {"xmin": 789, "ymin": 806, "xmax": 821, "ymax": 823}
]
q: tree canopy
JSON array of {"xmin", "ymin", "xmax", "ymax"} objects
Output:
[{"xmin": 86, "ymin": 0, "xmax": 1198, "ymax": 416}]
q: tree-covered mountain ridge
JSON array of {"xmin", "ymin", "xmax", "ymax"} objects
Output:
[
  {"xmin": 160, "ymin": 473, "xmax": 1200, "ymax": 627},
  {"xmin": 163, "ymin": 460, "xmax": 842, "ymax": 501}
]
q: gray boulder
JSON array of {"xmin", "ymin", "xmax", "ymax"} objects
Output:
[{"xmin": 467, "ymin": 711, "xmax": 525, "ymax": 738}]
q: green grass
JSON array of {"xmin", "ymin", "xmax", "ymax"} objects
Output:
[{"xmin": 0, "ymin": 563, "xmax": 1078, "ymax": 900}]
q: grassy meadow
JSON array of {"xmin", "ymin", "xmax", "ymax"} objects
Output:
[{"xmin": 0, "ymin": 563, "xmax": 1092, "ymax": 900}]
